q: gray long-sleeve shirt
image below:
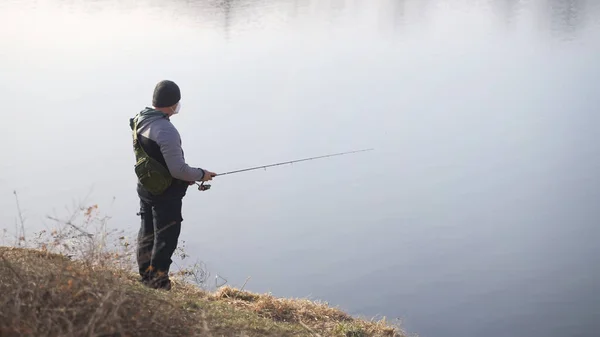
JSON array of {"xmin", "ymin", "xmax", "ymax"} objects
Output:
[{"xmin": 134, "ymin": 107, "xmax": 205, "ymax": 182}]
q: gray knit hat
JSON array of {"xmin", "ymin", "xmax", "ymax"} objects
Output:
[{"xmin": 152, "ymin": 80, "xmax": 181, "ymax": 108}]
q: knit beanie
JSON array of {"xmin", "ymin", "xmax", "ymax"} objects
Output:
[{"xmin": 152, "ymin": 80, "xmax": 181, "ymax": 108}]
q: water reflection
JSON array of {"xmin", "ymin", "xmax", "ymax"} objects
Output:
[
  {"xmin": 495, "ymin": 0, "xmax": 523, "ymax": 26},
  {"xmin": 204, "ymin": 0, "xmax": 592, "ymax": 40},
  {"xmin": 548, "ymin": 0, "xmax": 586, "ymax": 40},
  {"xmin": 218, "ymin": 0, "xmax": 235, "ymax": 40},
  {"xmin": 329, "ymin": 0, "xmax": 346, "ymax": 18},
  {"xmin": 290, "ymin": 0, "xmax": 311, "ymax": 19},
  {"xmin": 41, "ymin": 0, "xmax": 595, "ymax": 41},
  {"xmin": 394, "ymin": 0, "xmax": 407, "ymax": 29}
]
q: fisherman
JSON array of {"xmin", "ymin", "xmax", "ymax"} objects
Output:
[{"xmin": 129, "ymin": 80, "xmax": 216, "ymax": 290}]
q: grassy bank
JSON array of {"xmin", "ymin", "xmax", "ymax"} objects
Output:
[
  {"xmin": 0, "ymin": 246, "xmax": 406, "ymax": 336},
  {"xmin": 1, "ymin": 198, "xmax": 407, "ymax": 336}
]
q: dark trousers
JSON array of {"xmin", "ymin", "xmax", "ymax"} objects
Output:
[{"xmin": 136, "ymin": 197, "xmax": 183, "ymax": 279}]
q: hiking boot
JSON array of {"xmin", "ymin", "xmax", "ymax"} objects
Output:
[
  {"xmin": 139, "ymin": 267, "xmax": 155, "ymax": 287},
  {"xmin": 139, "ymin": 275, "xmax": 153, "ymax": 287},
  {"xmin": 153, "ymin": 277, "xmax": 172, "ymax": 291},
  {"xmin": 149, "ymin": 271, "xmax": 172, "ymax": 291},
  {"xmin": 138, "ymin": 267, "xmax": 171, "ymax": 290}
]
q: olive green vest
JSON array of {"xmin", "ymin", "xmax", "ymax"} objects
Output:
[{"xmin": 132, "ymin": 115, "xmax": 173, "ymax": 195}]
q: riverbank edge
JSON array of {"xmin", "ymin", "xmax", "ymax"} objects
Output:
[{"xmin": 0, "ymin": 246, "xmax": 407, "ymax": 337}]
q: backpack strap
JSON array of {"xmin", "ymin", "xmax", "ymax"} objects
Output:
[{"xmin": 132, "ymin": 115, "xmax": 150, "ymax": 159}]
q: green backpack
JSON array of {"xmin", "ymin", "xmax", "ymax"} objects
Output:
[{"xmin": 131, "ymin": 115, "xmax": 173, "ymax": 195}]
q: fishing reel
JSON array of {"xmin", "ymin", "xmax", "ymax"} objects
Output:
[{"xmin": 196, "ymin": 181, "xmax": 211, "ymax": 191}]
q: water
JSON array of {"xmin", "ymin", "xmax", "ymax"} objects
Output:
[{"xmin": 1, "ymin": 0, "xmax": 599, "ymax": 336}]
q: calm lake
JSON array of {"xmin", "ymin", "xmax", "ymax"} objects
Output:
[{"xmin": 1, "ymin": 0, "xmax": 599, "ymax": 336}]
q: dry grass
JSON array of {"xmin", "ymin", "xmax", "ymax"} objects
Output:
[
  {"xmin": 0, "ymin": 246, "xmax": 198, "ymax": 337},
  {"xmin": 0, "ymin": 193, "xmax": 407, "ymax": 337},
  {"xmin": 0, "ymin": 246, "xmax": 406, "ymax": 337},
  {"xmin": 209, "ymin": 287, "xmax": 403, "ymax": 337}
]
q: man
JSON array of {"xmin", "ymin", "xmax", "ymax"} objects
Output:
[{"xmin": 129, "ymin": 80, "xmax": 216, "ymax": 290}]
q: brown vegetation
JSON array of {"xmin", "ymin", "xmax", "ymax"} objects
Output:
[{"xmin": 0, "ymin": 195, "xmax": 406, "ymax": 336}]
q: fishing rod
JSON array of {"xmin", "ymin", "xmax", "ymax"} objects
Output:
[{"xmin": 195, "ymin": 148, "xmax": 373, "ymax": 191}]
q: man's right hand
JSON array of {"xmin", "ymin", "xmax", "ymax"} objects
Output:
[{"xmin": 201, "ymin": 170, "xmax": 217, "ymax": 181}]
